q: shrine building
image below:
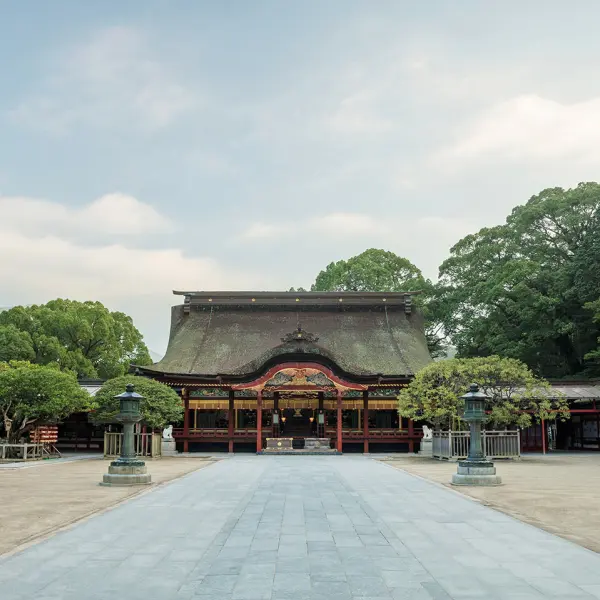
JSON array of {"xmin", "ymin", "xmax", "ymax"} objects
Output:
[{"xmin": 135, "ymin": 291, "xmax": 432, "ymax": 453}]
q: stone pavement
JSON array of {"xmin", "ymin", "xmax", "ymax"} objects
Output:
[{"xmin": 1, "ymin": 456, "xmax": 600, "ymax": 599}]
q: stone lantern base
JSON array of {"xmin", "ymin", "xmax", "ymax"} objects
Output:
[
  {"xmin": 101, "ymin": 461, "xmax": 152, "ymax": 486},
  {"xmin": 451, "ymin": 460, "xmax": 502, "ymax": 486}
]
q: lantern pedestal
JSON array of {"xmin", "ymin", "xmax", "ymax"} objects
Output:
[
  {"xmin": 102, "ymin": 460, "xmax": 151, "ymax": 486},
  {"xmin": 452, "ymin": 460, "xmax": 501, "ymax": 486}
]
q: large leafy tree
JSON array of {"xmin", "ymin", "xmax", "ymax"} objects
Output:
[
  {"xmin": 585, "ymin": 299, "xmax": 600, "ymax": 367},
  {"xmin": 398, "ymin": 356, "xmax": 569, "ymax": 429},
  {"xmin": 0, "ymin": 361, "xmax": 92, "ymax": 442},
  {"xmin": 311, "ymin": 248, "xmax": 445, "ymax": 356},
  {"xmin": 437, "ymin": 183, "xmax": 600, "ymax": 377},
  {"xmin": 0, "ymin": 300, "xmax": 152, "ymax": 379},
  {"xmin": 312, "ymin": 248, "xmax": 427, "ymax": 292},
  {"xmin": 0, "ymin": 325, "xmax": 35, "ymax": 363},
  {"xmin": 91, "ymin": 376, "xmax": 183, "ymax": 430}
]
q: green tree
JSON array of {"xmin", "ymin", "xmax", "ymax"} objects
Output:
[
  {"xmin": 585, "ymin": 299, "xmax": 600, "ymax": 366},
  {"xmin": 0, "ymin": 325, "xmax": 35, "ymax": 363},
  {"xmin": 91, "ymin": 376, "xmax": 183, "ymax": 430},
  {"xmin": 311, "ymin": 248, "xmax": 446, "ymax": 356},
  {"xmin": 437, "ymin": 183, "xmax": 600, "ymax": 377},
  {"xmin": 398, "ymin": 356, "xmax": 569, "ymax": 429},
  {"xmin": 312, "ymin": 248, "xmax": 426, "ymax": 292},
  {"xmin": 0, "ymin": 300, "xmax": 152, "ymax": 378},
  {"xmin": 0, "ymin": 361, "xmax": 92, "ymax": 442}
]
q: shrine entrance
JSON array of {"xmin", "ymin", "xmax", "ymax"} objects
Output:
[{"xmin": 280, "ymin": 408, "xmax": 314, "ymax": 441}]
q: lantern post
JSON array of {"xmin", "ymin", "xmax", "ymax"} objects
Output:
[
  {"xmin": 451, "ymin": 383, "xmax": 501, "ymax": 486},
  {"xmin": 101, "ymin": 384, "xmax": 152, "ymax": 486}
]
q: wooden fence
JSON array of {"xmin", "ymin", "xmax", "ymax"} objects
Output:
[
  {"xmin": 0, "ymin": 443, "xmax": 46, "ymax": 461},
  {"xmin": 103, "ymin": 432, "xmax": 162, "ymax": 458},
  {"xmin": 432, "ymin": 430, "xmax": 520, "ymax": 460}
]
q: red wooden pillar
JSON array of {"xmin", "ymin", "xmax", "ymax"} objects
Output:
[
  {"xmin": 408, "ymin": 418, "xmax": 414, "ymax": 453},
  {"xmin": 183, "ymin": 388, "xmax": 190, "ymax": 453},
  {"xmin": 228, "ymin": 390, "xmax": 235, "ymax": 453},
  {"xmin": 273, "ymin": 392, "xmax": 279, "ymax": 437},
  {"xmin": 541, "ymin": 418, "xmax": 546, "ymax": 454},
  {"xmin": 336, "ymin": 389, "xmax": 343, "ymax": 453},
  {"xmin": 363, "ymin": 390, "xmax": 369, "ymax": 454},
  {"xmin": 256, "ymin": 389, "xmax": 263, "ymax": 453}
]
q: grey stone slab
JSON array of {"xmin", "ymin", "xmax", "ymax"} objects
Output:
[
  {"xmin": 527, "ymin": 577, "xmax": 594, "ymax": 597},
  {"xmin": 347, "ymin": 575, "xmax": 390, "ymax": 596},
  {"xmin": 196, "ymin": 574, "xmax": 238, "ymax": 593},
  {"xmin": 273, "ymin": 572, "xmax": 311, "ymax": 591},
  {"xmin": 277, "ymin": 557, "xmax": 310, "ymax": 573},
  {"xmin": 208, "ymin": 558, "xmax": 244, "ymax": 575}
]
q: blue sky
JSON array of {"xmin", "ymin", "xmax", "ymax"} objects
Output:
[{"xmin": 2, "ymin": 1, "xmax": 600, "ymax": 355}]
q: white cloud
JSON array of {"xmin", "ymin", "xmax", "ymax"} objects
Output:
[
  {"xmin": 0, "ymin": 231, "xmax": 261, "ymax": 354},
  {"xmin": 308, "ymin": 213, "xmax": 383, "ymax": 235},
  {"xmin": 0, "ymin": 232, "xmax": 236, "ymax": 299},
  {"xmin": 237, "ymin": 212, "xmax": 477, "ymax": 281},
  {"xmin": 10, "ymin": 26, "xmax": 197, "ymax": 133},
  {"xmin": 0, "ymin": 193, "xmax": 275, "ymax": 353},
  {"xmin": 241, "ymin": 213, "xmax": 385, "ymax": 241},
  {"xmin": 441, "ymin": 94, "xmax": 600, "ymax": 165},
  {"xmin": 240, "ymin": 223, "xmax": 282, "ymax": 240},
  {"xmin": 0, "ymin": 193, "xmax": 173, "ymax": 237},
  {"xmin": 328, "ymin": 91, "xmax": 394, "ymax": 134}
]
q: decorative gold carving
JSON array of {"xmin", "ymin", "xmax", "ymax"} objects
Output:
[{"xmin": 281, "ymin": 325, "xmax": 319, "ymax": 344}]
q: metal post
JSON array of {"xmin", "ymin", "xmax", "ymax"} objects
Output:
[
  {"xmin": 121, "ymin": 421, "xmax": 136, "ymax": 461},
  {"xmin": 468, "ymin": 418, "xmax": 485, "ymax": 461}
]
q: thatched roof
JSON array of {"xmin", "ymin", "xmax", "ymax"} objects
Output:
[{"xmin": 140, "ymin": 292, "xmax": 431, "ymax": 380}]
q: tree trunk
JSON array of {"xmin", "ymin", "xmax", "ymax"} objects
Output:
[{"xmin": 2, "ymin": 413, "xmax": 12, "ymax": 440}]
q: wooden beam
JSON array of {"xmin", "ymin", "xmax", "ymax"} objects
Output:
[
  {"xmin": 541, "ymin": 418, "xmax": 546, "ymax": 455},
  {"xmin": 228, "ymin": 390, "xmax": 234, "ymax": 453},
  {"xmin": 183, "ymin": 388, "xmax": 190, "ymax": 453},
  {"xmin": 363, "ymin": 390, "xmax": 369, "ymax": 454},
  {"xmin": 336, "ymin": 389, "xmax": 343, "ymax": 453},
  {"xmin": 256, "ymin": 390, "xmax": 263, "ymax": 453}
]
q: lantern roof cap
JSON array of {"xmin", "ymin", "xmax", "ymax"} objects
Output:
[
  {"xmin": 114, "ymin": 383, "xmax": 144, "ymax": 400},
  {"xmin": 461, "ymin": 383, "xmax": 489, "ymax": 401}
]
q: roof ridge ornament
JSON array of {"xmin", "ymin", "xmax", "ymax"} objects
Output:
[{"xmin": 281, "ymin": 324, "xmax": 319, "ymax": 344}]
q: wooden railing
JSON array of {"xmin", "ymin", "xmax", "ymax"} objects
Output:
[
  {"xmin": 432, "ymin": 430, "xmax": 520, "ymax": 460},
  {"xmin": 103, "ymin": 432, "xmax": 162, "ymax": 458},
  {"xmin": 174, "ymin": 427, "xmax": 421, "ymax": 441},
  {"xmin": 0, "ymin": 443, "xmax": 46, "ymax": 461},
  {"xmin": 324, "ymin": 428, "xmax": 422, "ymax": 439},
  {"xmin": 173, "ymin": 428, "xmax": 257, "ymax": 439}
]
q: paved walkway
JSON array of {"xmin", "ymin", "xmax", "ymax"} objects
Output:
[
  {"xmin": 0, "ymin": 453, "xmax": 101, "ymax": 470},
  {"xmin": 1, "ymin": 456, "xmax": 600, "ymax": 600}
]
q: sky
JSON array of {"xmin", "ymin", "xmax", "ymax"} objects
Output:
[{"xmin": 2, "ymin": 1, "xmax": 600, "ymax": 357}]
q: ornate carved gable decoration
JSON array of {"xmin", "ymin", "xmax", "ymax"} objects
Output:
[
  {"xmin": 231, "ymin": 363, "xmax": 367, "ymax": 392},
  {"xmin": 281, "ymin": 325, "xmax": 319, "ymax": 344},
  {"xmin": 264, "ymin": 367, "xmax": 335, "ymax": 390}
]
